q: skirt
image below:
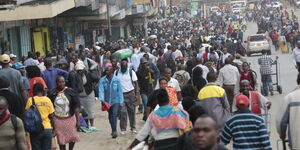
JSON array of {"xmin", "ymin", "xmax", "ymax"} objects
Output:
[
  {"xmin": 79, "ymin": 91, "xmax": 95, "ymax": 119},
  {"xmin": 53, "ymin": 115, "xmax": 80, "ymax": 145}
]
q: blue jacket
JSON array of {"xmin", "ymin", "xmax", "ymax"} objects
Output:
[{"xmin": 99, "ymin": 76, "xmax": 124, "ymax": 106}]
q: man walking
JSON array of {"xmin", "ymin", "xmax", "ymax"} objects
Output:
[
  {"xmin": 0, "ymin": 54, "xmax": 28, "ymax": 100},
  {"xmin": 115, "ymin": 59, "xmax": 139, "ymax": 135},
  {"xmin": 292, "ymin": 41, "xmax": 300, "ymax": 72},
  {"xmin": 258, "ymin": 50, "xmax": 276, "ymax": 96},
  {"xmin": 233, "ymin": 80, "xmax": 271, "ymax": 115},
  {"xmin": 221, "ymin": 94, "xmax": 272, "ymax": 150},
  {"xmin": 99, "ymin": 66, "xmax": 124, "ymax": 138},
  {"xmin": 0, "ymin": 96, "xmax": 26, "ymax": 150},
  {"xmin": 217, "ymin": 56, "xmax": 240, "ymax": 112},
  {"xmin": 276, "ymin": 73, "xmax": 300, "ymax": 149},
  {"xmin": 198, "ymin": 71, "xmax": 231, "ymax": 129}
]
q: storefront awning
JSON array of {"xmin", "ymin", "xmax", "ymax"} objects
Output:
[{"xmin": 0, "ymin": 0, "xmax": 75, "ymax": 22}]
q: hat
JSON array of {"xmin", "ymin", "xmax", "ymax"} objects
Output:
[
  {"xmin": 95, "ymin": 46, "xmax": 101, "ymax": 51},
  {"xmin": 75, "ymin": 63, "xmax": 85, "ymax": 71},
  {"xmin": 9, "ymin": 54, "xmax": 17, "ymax": 58},
  {"xmin": 0, "ymin": 54, "xmax": 10, "ymax": 63},
  {"xmin": 236, "ymin": 94, "xmax": 249, "ymax": 109},
  {"xmin": 140, "ymin": 57, "xmax": 148, "ymax": 64},
  {"xmin": 13, "ymin": 62, "xmax": 25, "ymax": 69}
]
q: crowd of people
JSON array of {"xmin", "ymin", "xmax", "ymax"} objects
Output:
[{"xmin": 1, "ymin": 0, "xmax": 300, "ymax": 150}]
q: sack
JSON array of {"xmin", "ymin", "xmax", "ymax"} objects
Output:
[
  {"xmin": 101, "ymin": 102, "xmax": 110, "ymax": 111},
  {"xmin": 112, "ymin": 49, "xmax": 133, "ymax": 59},
  {"xmin": 51, "ymin": 136, "xmax": 58, "ymax": 150},
  {"xmin": 174, "ymin": 72, "xmax": 188, "ymax": 89},
  {"xmin": 23, "ymin": 97, "xmax": 44, "ymax": 134}
]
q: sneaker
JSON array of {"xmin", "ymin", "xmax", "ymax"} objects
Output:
[
  {"xmin": 120, "ymin": 131, "xmax": 126, "ymax": 135},
  {"xmin": 111, "ymin": 133, "xmax": 118, "ymax": 139},
  {"xmin": 132, "ymin": 129, "xmax": 137, "ymax": 134}
]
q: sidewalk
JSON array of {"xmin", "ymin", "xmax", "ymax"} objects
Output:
[{"xmin": 74, "ymin": 101, "xmax": 144, "ymax": 150}]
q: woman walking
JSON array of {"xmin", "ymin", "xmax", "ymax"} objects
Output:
[
  {"xmin": 74, "ymin": 63, "xmax": 98, "ymax": 129},
  {"xmin": 129, "ymin": 89, "xmax": 190, "ymax": 150},
  {"xmin": 25, "ymin": 83, "xmax": 55, "ymax": 150},
  {"xmin": 48, "ymin": 76, "xmax": 80, "ymax": 150}
]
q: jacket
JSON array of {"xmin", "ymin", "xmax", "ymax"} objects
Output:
[
  {"xmin": 276, "ymin": 85, "xmax": 300, "ymax": 149},
  {"xmin": 48, "ymin": 88, "xmax": 81, "ymax": 116},
  {"xmin": 197, "ymin": 83, "xmax": 231, "ymax": 129},
  {"xmin": 76, "ymin": 71, "xmax": 99, "ymax": 95},
  {"xmin": 99, "ymin": 76, "xmax": 124, "ymax": 106}
]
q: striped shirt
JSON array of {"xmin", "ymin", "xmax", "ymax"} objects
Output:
[
  {"xmin": 258, "ymin": 55, "xmax": 273, "ymax": 75},
  {"xmin": 221, "ymin": 109, "xmax": 272, "ymax": 150}
]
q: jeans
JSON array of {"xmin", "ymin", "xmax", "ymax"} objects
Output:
[
  {"xmin": 261, "ymin": 74, "xmax": 273, "ymax": 95},
  {"xmin": 140, "ymin": 93, "xmax": 149, "ymax": 117},
  {"xmin": 273, "ymin": 41, "xmax": 279, "ymax": 51},
  {"xmin": 30, "ymin": 129, "xmax": 52, "ymax": 150},
  {"xmin": 108, "ymin": 103, "xmax": 120, "ymax": 134},
  {"xmin": 119, "ymin": 91, "xmax": 136, "ymax": 131}
]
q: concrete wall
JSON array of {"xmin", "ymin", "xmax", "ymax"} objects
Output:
[{"xmin": 0, "ymin": 0, "xmax": 75, "ymax": 21}]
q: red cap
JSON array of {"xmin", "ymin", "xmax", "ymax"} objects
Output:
[{"xmin": 236, "ymin": 94, "xmax": 249, "ymax": 109}]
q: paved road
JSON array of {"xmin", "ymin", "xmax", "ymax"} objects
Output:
[
  {"xmin": 243, "ymin": 8, "xmax": 300, "ymax": 149},
  {"xmin": 73, "ymin": 8, "xmax": 300, "ymax": 150}
]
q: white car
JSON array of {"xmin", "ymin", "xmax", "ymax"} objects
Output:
[
  {"xmin": 271, "ymin": 2, "xmax": 283, "ymax": 8},
  {"xmin": 232, "ymin": 8, "xmax": 242, "ymax": 13},
  {"xmin": 296, "ymin": 0, "xmax": 300, "ymax": 7},
  {"xmin": 210, "ymin": 6, "xmax": 221, "ymax": 13},
  {"xmin": 246, "ymin": 34, "xmax": 271, "ymax": 56}
]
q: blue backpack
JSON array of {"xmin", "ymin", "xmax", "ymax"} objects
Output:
[{"xmin": 23, "ymin": 97, "xmax": 44, "ymax": 134}]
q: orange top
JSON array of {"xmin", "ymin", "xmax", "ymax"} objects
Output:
[{"xmin": 29, "ymin": 77, "xmax": 48, "ymax": 97}]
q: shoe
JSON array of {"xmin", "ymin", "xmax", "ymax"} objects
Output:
[
  {"xmin": 120, "ymin": 131, "xmax": 126, "ymax": 135},
  {"xmin": 132, "ymin": 129, "xmax": 137, "ymax": 134},
  {"xmin": 270, "ymin": 91, "xmax": 274, "ymax": 96},
  {"xmin": 111, "ymin": 133, "xmax": 118, "ymax": 139}
]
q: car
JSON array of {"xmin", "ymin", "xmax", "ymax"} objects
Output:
[
  {"xmin": 210, "ymin": 6, "xmax": 221, "ymax": 13},
  {"xmin": 271, "ymin": 2, "xmax": 283, "ymax": 8},
  {"xmin": 232, "ymin": 8, "xmax": 242, "ymax": 13},
  {"xmin": 296, "ymin": 0, "xmax": 300, "ymax": 7},
  {"xmin": 246, "ymin": 34, "xmax": 271, "ymax": 56}
]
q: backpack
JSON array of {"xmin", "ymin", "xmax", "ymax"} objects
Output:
[
  {"xmin": 10, "ymin": 114, "xmax": 19, "ymax": 150},
  {"xmin": 174, "ymin": 72, "xmax": 188, "ymax": 89},
  {"xmin": 164, "ymin": 52, "xmax": 176, "ymax": 72},
  {"xmin": 23, "ymin": 97, "xmax": 44, "ymax": 134}
]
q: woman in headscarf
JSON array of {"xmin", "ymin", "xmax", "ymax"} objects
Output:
[
  {"xmin": 74, "ymin": 63, "xmax": 98, "ymax": 130},
  {"xmin": 48, "ymin": 76, "xmax": 80, "ymax": 150},
  {"xmin": 128, "ymin": 89, "xmax": 190, "ymax": 150}
]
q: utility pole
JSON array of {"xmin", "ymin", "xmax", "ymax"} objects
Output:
[
  {"xmin": 143, "ymin": 0, "xmax": 148, "ymax": 37},
  {"xmin": 106, "ymin": 0, "xmax": 112, "ymax": 41}
]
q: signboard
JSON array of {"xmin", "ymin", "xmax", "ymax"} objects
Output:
[{"xmin": 191, "ymin": 1, "xmax": 199, "ymax": 16}]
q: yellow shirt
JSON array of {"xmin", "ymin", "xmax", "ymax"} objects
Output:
[{"xmin": 25, "ymin": 96, "xmax": 55, "ymax": 129}]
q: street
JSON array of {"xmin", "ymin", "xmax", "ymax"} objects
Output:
[{"xmin": 73, "ymin": 8, "xmax": 300, "ymax": 150}]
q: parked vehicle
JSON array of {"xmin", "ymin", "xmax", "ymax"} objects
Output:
[{"xmin": 246, "ymin": 34, "xmax": 271, "ymax": 56}]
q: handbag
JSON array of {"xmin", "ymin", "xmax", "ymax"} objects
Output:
[
  {"xmin": 101, "ymin": 101, "xmax": 110, "ymax": 111},
  {"xmin": 51, "ymin": 136, "xmax": 58, "ymax": 150}
]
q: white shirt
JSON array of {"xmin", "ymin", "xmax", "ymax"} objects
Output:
[
  {"xmin": 292, "ymin": 47, "xmax": 300, "ymax": 65},
  {"xmin": 222, "ymin": 53, "xmax": 231, "ymax": 64},
  {"xmin": 174, "ymin": 49, "xmax": 183, "ymax": 59},
  {"xmin": 115, "ymin": 68, "xmax": 138, "ymax": 93},
  {"xmin": 155, "ymin": 77, "xmax": 181, "ymax": 92},
  {"xmin": 193, "ymin": 64, "xmax": 209, "ymax": 80},
  {"xmin": 217, "ymin": 64, "xmax": 240, "ymax": 93}
]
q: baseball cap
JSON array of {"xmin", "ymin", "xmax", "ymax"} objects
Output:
[
  {"xmin": 0, "ymin": 54, "xmax": 10, "ymax": 64},
  {"xmin": 236, "ymin": 94, "xmax": 249, "ymax": 109},
  {"xmin": 9, "ymin": 54, "xmax": 17, "ymax": 58}
]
